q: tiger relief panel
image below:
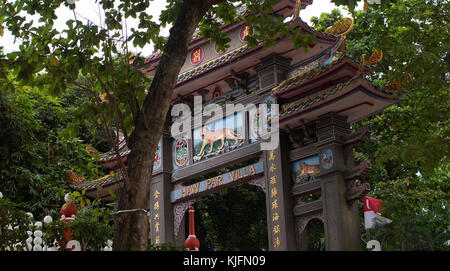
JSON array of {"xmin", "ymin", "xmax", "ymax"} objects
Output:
[
  {"xmin": 291, "ymin": 155, "xmax": 320, "ymax": 185},
  {"xmin": 193, "ymin": 112, "xmax": 244, "ymax": 162}
]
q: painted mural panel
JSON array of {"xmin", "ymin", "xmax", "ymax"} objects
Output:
[
  {"xmin": 153, "ymin": 139, "xmax": 162, "ymax": 171},
  {"xmin": 193, "ymin": 112, "xmax": 244, "ymax": 162},
  {"xmin": 173, "ymin": 138, "xmax": 189, "ymax": 170},
  {"xmin": 291, "ymin": 155, "xmax": 320, "ymax": 185}
]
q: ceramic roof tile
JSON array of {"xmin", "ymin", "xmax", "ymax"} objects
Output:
[
  {"xmin": 71, "ymin": 170, "xmax": 124, "ymax": 191},
  {"xmin": 272, "ymin": 56, "xmax": 344, "ymax": 95},
  {"xmin": 176, "ymin": 44, "xmax": 250, "ymax": 84},
  {"xmin": 279, "ymin": 74, "xmax": 399, "ymax": 119}
]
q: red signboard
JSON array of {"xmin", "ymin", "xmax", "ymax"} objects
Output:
[
  {"xmin": 190, "ymin": 47, "xmax": 203, "ymax": 65},
  {"xmin": 240, "ymin": 24, "xmax": 251, "ymax": 42}
]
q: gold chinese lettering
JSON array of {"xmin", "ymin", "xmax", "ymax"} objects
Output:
[
  {"xmin": 272, "ymin": 199, "xmax": 278, "ymax": 210},
  {"xmin": 242, "ymin": 25, "xmax": 250, "ymax": 39},
  {"xmin": 153, "ymin": 201, "xmax": 159, "ymax": 211},
  {"xmin": 270, "ymin": 163, "xmax": 276, "ymax": 173},
  {"xmin": 155, "ymin": 235, "xmax": 160, "ymax": 245},
  {"xmin": 153, "ymin": 190, "xmax": 160, "ymax": 199},
  {"xmin": 270, "ymin": 176, "xmax": 277, "ymax": 185},
  {"xmin": 269, "ymin": 150, "xmax": 275, "ymax": 161},
  {"xmin": 272, "ymin": 212, "xmax": 280, "ymax": 222},
  {"xmin": 273, "ymin": 224, "xmax": 280, "ymax": 235},
  {"xmin": 155, "ymin": 222, "xmax": 160, "ymax": 233},
  {"xmin": 154, "ymin": 213, "xmax": 160, "ymax": 221},
  {"xmin": 192, "ymin": 49, "xmax": 201, "ymax": 63},
  {"xmin": 274, "ymin": 236, "xmax": 280, "ymax": 248},
  {"xmin": 271, "ymin": 187, "xmax": 278, "ymax": 198}
]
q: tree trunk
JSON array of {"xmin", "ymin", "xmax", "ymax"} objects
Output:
[{"xmin": 113, "ymin": 0, "xmax": 217, "ymax": 251}]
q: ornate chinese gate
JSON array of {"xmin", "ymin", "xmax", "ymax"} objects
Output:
[{"xmin": 69, "ymin": 0, "xmax": 400, "ymax": 251}]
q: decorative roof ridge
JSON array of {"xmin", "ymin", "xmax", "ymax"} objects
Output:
[
  {"xmin": 176, "ymin": 43, "xmax": 250, "ymax": 84},
  {"xmin": 289, "ymin": 16, "xmax": 340, "ymax": 41},
  {"xmin": 98, "ymin": 147, "xmax": 130, "ymax": 164},
  {"xmin": 273, "ymin": 55, "xmax": 357, "ymax": 95},
  {"xmin": 70, "ymin": 169, "xmax": 125, "ymax": 191},
  {"xmin": 280, "ymin": 73, "xmax": 399, "ymax": 116}
]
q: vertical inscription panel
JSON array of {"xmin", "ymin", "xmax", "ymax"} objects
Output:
[
  {"xmin": 263, "ymin": 133, "xmax": 296, "ymax": 251},
  {"xmin": 149, "ymin": 173, "xmax": 174, "ymax": 246}
]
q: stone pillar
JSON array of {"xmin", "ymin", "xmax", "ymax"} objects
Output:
[
  {"xmin": 263, "ymin": 132, "xmax": 296, "ymax": 251},
  {"xmin": 149, "ymin": 123, "xmax": 175, "ymax": 246},
  {"xmin": 316, "ymin": 112, "xmax": 361, "ymax": 250}
]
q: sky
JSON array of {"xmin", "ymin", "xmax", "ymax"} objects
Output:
[{"xmin": 0, "ymin": 0, "xmax": 364, "ymax": 56}]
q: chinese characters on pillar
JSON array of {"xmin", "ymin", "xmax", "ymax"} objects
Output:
[
  {"xmin": 153, "ymin": 189, "xmax": 161, "ymax": 245},
  {"xmin": 268, "ymin": 149, "xmax": 281, "ymax": 249}
]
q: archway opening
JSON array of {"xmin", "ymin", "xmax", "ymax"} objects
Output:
[
  {"xmin": 305, "ymin": 218, "xmax": 325, "ymax": 251},
  {"xmin": 185, "ymin": 183, "xmax": 268, "ymax": 251}
]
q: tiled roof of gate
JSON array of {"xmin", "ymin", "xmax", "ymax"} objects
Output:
[
  {"xmin": 280, "ymin": 81, "xmax": 347, "ymax": 118},
  {"xmin": 273, "ymin": 57, "xmax": 338, "ymax": 95},
  {"xmin": 70, "ymin": 170, "xmax": 124, "ymax": 191},
  {"xmin": 272, "ymin": 56, "xmax": 359, "ymax": 95},
  {"xmin": 98, "ymin": 145, "xmax": 130, "ymax": 164},
  {"xmin": 176, "ymin": 44, "xmax": 250, "ymax": 84},
  {"xmin": 279, "ymin": 74, "xmax": 399, "ymax": 119}
]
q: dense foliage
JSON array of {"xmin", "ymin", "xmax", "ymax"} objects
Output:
[{"xmin": 0, "ymin": 83, "xmax": 101, "ymax": 218}]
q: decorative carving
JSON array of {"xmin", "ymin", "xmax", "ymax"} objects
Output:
[
  {"xmin": 231, "ymin": 69, "xmax": 251, "ymax": 94},
  {"xmin": 197, "ymin": 127, "xmax": 240, "ymax": 157},
  {"xmin": 65, "ymin": 170, "xmax": 87, "ymax": 185},
  {"xmin": 320, "ymin": 149, "xmax": 334, "ymax": 170},
  {"xmin": 295, "ymin": 212, "xmax": 324, "ymax": 239},
  {"xmin": 291, "ymin": 155, "xmax": 320, "ymax": 184},
  {"xmin": 346, "ymin": 181, "xmax": 371, "ymax": 202},
  {"xmin": 174, "ymin": 138, "xmax": 188, "ymax": 169},
  {"xmin": 211, "ymin": 86, "xmax": 222, "ymax": 100},
  {"xmin": 196, "ymin": 89, "xmax": 209, "ymax": 100},
  {"xmin": 343, "ymin": 125, "xmax": 372, "ymax": 146},
  {"xmin": 384, "ymin": 73, "xmax": 412, "ymax": 91},
  {"xmin": 173, "ymin": 199, "xmax": 197, "ymax": 238},
  {"xmin": 193, "ymin": 113, "xmax": 244, "ymax": 162},
  {"xmin": 294, "ymin": 174, "xmax": 319, "ymax": 186},
  {"xmin": 247, "ymin": 176, "xmax": 266, "ymax": 193},
  {"xmin": 286, "ymin": 120, "xmax": 316, "ymax": 147},
  {"xmin": 344, "ymin": 161, "xmax": 372, "ymax": 202},
  {"xmin": 190, "ymin": 47, "xmax": 203, "ymax": 65},
  {"xmin": 343, "ymin": 125, "xmax": 371, "ymax": 161},
  {"xmin": 286, "ymin": 125, "xmax": 305, "ymax": 147},
  {"xmin": 325, "ymin": 17, "xmax": 354, "ymax": 36},
  {"xmin": 239, "ymin": 24, "xmax": 251, "ymax": 42},
  {"xmin": 359, "ymin": 49, "xmax": 383, "ymax": 73},
  {"xmin": 153, "ymin": 140, "xmax": 161, "ymax": 171},
  {"xmin": 345, "ymin": 161, "xmax": 372, "ymax": 182},
  {"xmin": 294, "ymin": 194, "xmax": 307, "ymax": 205},
  {"xmin": 299, "ymin": 119, "xmax": 316, "ymax": 142}
]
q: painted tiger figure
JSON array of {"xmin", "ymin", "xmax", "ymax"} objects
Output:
[{"xmin": 197, "ymin": 127, "xmax": 239, "ymax": 156}]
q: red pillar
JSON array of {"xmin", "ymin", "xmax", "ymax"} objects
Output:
[{"xmin": 184, "ymin": 206, "xmax": 200, "ymax": 251}]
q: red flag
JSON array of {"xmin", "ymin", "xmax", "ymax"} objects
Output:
[{"xmin": 364, "ymin": 196, "xmax": 391, "ymax": 229}]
